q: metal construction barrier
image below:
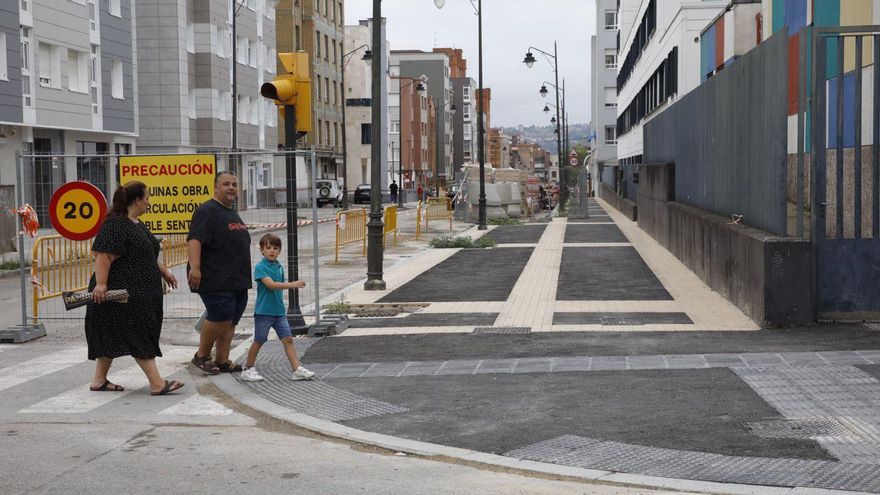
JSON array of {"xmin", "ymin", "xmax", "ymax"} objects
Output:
[
  {"xmin": 31, "ymin": 235, "xmax": 95, "ymax": 321},
  {"xmin": 17, "ymin": 148, "xmax": 326, "ymax": 325},
  {"xmin": 424, "ymin": 197, "xmax": 453, "ymax": 232},
  {"xmin": 30, "ymin": 233, "xmax": 193, "ymax": 320},
  {"xmin": 383, "ymin": 205, "xmax": 398, "ymax": 249},
  {"xmin": 334, "ymin": 208, "xmax": 367, "ymax": 262}
]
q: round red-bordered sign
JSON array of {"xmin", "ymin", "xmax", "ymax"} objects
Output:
[{"xmin": 49, "ymin": 181, "xmax": 108, "ymax": 241}]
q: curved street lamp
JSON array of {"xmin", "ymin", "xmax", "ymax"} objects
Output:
[
  {"xmin": 523, "ymin": 43, "xmax": 565, "ymax": 211},
  {"xmin": 436, "ymin": 0, "xmax": 487, "ymax": 229},
  {"xmin": 539, "ymin": 85, "xmax": 548, "ymax": 98}
]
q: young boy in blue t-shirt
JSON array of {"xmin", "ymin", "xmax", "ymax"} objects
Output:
[{"xmin": 240, "ymin": 234, "xmax": 315, "ymax": 382}]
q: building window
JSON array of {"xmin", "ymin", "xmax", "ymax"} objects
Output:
[
  {"xmin": 21, "ymin": 28, "xmax": 33, "ymax": 107},
  {"xmin": 317, "ymin": 119, "xmax": 322, "ymax": 143},
  {"xmin": 238, "ymin": 95, "xmax": 248, "ymax": 123},
  {"xmin": 89, "ymin": 44, "xmax": 98, "ymax": 113},
  {"xmin": 109, "ymin": 0, "xmax": 120, "ymax": 17},
  {"xmin": 88, "ymin": 0, "xmax": 97, "ymax": 32},
  {"xmin": 316, "ymin": 74, "xmax": 322, "ymax": 100},
  {"xmin": 604, "ymin": 87, "xmax": 617, "ymax": 108},
  {"xmin": 0, "ymin": 33, "xmax": 7, "ymax": 81},
  {"xmin": 115, "ymin": 143, "xmax": 131, "ymax": 156},
  {"xmin": 324, "ymin": 78, "xmax": 329, "ymax": 103},
  {"xmin": 325, "ymin": 121, "xmax": 330, "ymax": 146},
  {"xmin": 604, "ymin": 126, "xmax": 617, "ymax": 145},
  {"xmin": 361, "ymin": 123, "xmax": 371, "ymax": 145},
  {"xmin": 604, "ymin": 49, "xmax": 617, "ymax": 70},
  {"xmin": 76, "ymin": 141, "xmax": 109, "ymax": 196},
  {"xmin": 334, "ymin": 123, "xmax": 339, "ymax": 147},
  {"xmin": 237, "ymin": 36, "xmax": 248, "ymax": 64},
  {"xmin": 261, "ymin": 162, "xmax": 271, "ymax": 187},
  {"xmin": 188, "ymin": 89, "xmax": 196, "ymax": 119},
  {"xmin": 295, "ymin": 25, "xmax": 301, "ymax": 51},
  {"xmin": 604, "ymin": 10, "xmax": 617, "ymax": 30},
  {"xmin": 38, "ymin": 42, "xmax": 61, "ymax": 88},
  {"xmin": 186, "ymin": 23, "xmax": 195, "ymax": 53},
  {"xmin": 324, "ymin": 34, "xmax": 329, "ymax": 61},
  {"xmin": 463, "ymin": 104, "xmax": 470, "ymax": 120},
  {"xmin": 67, "ymin": 49, "xmax": 88, "ymax": 92},
  {"xmin": 390, "ymin": 122, "xmax": 399, "ymax": 134},
  {"xmin": 111, "ymin": 59, "xmax": 123, "ymax": 99},
  {"xmin": 316, "ymin": 31, "xmax": 321, "ymax": 58}
]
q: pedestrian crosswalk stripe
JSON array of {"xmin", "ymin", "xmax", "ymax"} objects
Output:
[
  {"xmin": 0, "ymin": 347, "xmax": 85, "ymax": 393},
  {"xmin": 19, "ymin": 348, "xmax": 192, "ymax": 414},
  {"xmin": 158, "ymin": 394, "xmax": 233, "ymax": 416}
]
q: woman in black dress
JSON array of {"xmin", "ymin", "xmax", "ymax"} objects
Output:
[{"xmin": 85, "ymin": 181, "xmax": 184, "ymax": 395}]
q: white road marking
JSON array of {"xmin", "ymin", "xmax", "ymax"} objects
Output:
[
  {"xmin": 0, "ymin": 347, "xmax": 85, "ymax": 393},
  {"xmin": 158, "ymin": 394, "xmax": 233, "ymax": 417},
  {"xmin": 20, "ymin": 347, "xmax": 192, "ymax": 414}
]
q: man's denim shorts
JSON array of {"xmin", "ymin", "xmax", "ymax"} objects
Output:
[
  {"xmin": 198, "ymin": 290, "xmax": 248, "ymax": 325},
  {"xmin": 253, "ymin": 314, "xmax": 292, "ymax": 343}
]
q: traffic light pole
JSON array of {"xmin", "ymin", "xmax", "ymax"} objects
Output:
[{"xmin": 284, "ymin": 104, "xmax": 308, "ymax": 333}]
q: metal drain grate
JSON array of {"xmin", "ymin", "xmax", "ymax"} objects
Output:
[
  {"xmin": 746, "ymin": 418, "xmax": 853, "ymax": 439},
  {"xmin": 600, "ymin": 317, "xmax": 644, "ymax": 326},
  {"xmin": 472, "ymin": 327, "xmax": 531, "ymax": 334},
  {"xmin": 354, "ymin": 312, "xmax": 400, "ymax": 318}
]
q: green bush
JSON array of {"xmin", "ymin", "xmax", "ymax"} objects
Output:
[
  {"xmin": 0, "ymin": 257, "xmax": 29, "ymax": 270},
  {"xmin": 428, "ymin": 234, "xmax": 495, "ymax": 249},
  {"xmin": 324, "ymin": 294, "xmax": 352, "ymax": 314},
  {"xmin": 487, "ymin": 217, "xmax": 520, "ymax": 226}
]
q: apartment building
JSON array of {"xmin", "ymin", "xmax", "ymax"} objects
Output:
[
  {"xmin": 590, "ymin": 0, "xmax": 619, "ymax": 194},
  {"xmin": 488, "ymin": 128, "xmax": 511, "ymax": 169},
  {"xmin": 392, "ymin": 49, "xmax": 453, "ymax": 189},
  {"xmin": 615, "ymin": 0, "xmax": 725, "ymax": 197},
  {"xmin": 0, "ymin": 0, "xmax": 138, "ymax": 225},
  {"xmin": 451, "ymin": 74, "xmax": 476, "ymax": 169},
  {"xmin": 297, "ymin": 0, "xmax": 344, "ymax": 181},
  {"xmin": 136, "ymin": 0, "xmax": 278, "ymax": 208}
]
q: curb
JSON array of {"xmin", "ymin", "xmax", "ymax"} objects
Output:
[
  {"xmin": 215, "ymin": 338, "xmax": 872, "ymax": 495},
  {"xmin": 211, "ymin": 371, "xmax": 873, "ymax": 495}
]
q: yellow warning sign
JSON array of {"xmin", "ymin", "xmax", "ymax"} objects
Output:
[{"xmin": 118, "ymin": 154, "xmax": 215, "ymax": 233}]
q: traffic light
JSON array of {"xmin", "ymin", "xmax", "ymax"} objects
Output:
[{"xmin": 261, "ymin": 52, "xmax": 312, "ymax": 133}]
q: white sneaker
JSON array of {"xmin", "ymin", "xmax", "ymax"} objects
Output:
[
  {"xmin": 291, "ymin": 366, "xmax": 315, "ymax": 380},
  {"xmin": 240, "ymin": 367, "xmax": 264, "ymax": 382}
]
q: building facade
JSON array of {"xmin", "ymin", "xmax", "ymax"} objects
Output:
[
  {"xmin": 615, "ymin": 0, "xmax": 726, "ymax": 196},
  {"xmin": 451, "ymin": 76, "xmax": 476, "ymax": 169},
  {"xmin": 0, "ymin": 0, "xmax": 138, "ymax": 225},
  {"xmin": 488, "ymin": 128, "xmax": 511, "ymax": 169},
  {"xmin": 392, "ymin": 50, "xmax": 453, "ymax": 190},
  {"xmin": 136, "ymin": 0, "xmax": 278, "ymax": 209},
  {"xmin": 590, "ymin": 0, "xmax": 620, "ymax": 195},
  {"xmin": 297, "ymin": 0, "xmax": 344, "ymax": 182}
]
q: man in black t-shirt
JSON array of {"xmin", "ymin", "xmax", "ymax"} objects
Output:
[{"xmin": 187, "ymin": 171, "xmax": 252, "ymax": 374}]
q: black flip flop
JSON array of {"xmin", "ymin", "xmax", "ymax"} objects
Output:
[
  {"xmin": 89, "ymin": 380, "xmax": 125, "ymax": 392},
  {"xmin": 151, "ymin": 380, "xmax": 184, "ymax": 396}
]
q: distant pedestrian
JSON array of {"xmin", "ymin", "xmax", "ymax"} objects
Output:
[
  {"xmin": 417, "ymin": 183, "xmax": 424, "ymax": 202},
  {"xmin": 239, "ymin": 234, "xmax": 315, "ymax": 382},
  {"xmin": 389, "ymin": 181, "xmax": 399, "ymax": 203},
  {"xmin": 188, "ymin": 171, "xmax": 252, "ymax": 375},
  {"xmin": 85, "ymin": 181, "xmax": 184, "ymax": 396}
]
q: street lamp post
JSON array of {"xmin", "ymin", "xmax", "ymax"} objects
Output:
[
  {"xmin": 434, "ymin": 0, "xmax": 486, "ymax": 229},
  {"xmin": 523, "ymin": 43, "xmax": 564, "ymax": 210},
  {"xmin": 365, "ymin": 1, "xmax": 385, "ymax": 290},
  {"xmin": 340, "ymin": 43, "xmax": 370, "ymax": 210}
]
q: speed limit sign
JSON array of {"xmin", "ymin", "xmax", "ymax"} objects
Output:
[
  {"xmin": 569, "ymin": 157, "xmax": 579, "ymax": 167},
  {"xmin": 48, "ymin": 181, "xmax": 108, "ymax": 240}
]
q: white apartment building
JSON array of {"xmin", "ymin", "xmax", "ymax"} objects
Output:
[
  {"xmin": 590, "ymin": 0, "xmax": 620, "ymax": 193},
  {"xmin": 616, "ymin": 0, "xmax": 726, "ymax": 181}
]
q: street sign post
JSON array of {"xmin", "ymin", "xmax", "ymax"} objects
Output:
[{"xmin": 48, "ymin": 181, "xmax": 107, "ymax": 241}]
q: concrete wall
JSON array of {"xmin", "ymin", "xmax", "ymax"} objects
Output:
[
  {"xmin": 638, "ymin": 163, "xmax": 813, "ymax": 327},
  {"xmin": 599, "ymin": 181, "xmax": 637, "ymax": 221}
]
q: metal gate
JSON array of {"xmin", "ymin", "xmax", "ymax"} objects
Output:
[{"xmin": 812, "ymin": 27, "xmax": 880, "ymax": 317}]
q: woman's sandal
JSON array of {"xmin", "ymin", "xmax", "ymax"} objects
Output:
[
  {"xmin": 150, "ymin": 380, "xmax": 184, "ymax": 396},
  {"xmin": 89, "ymin": 380, "xmax": 125, "ymax": 392},
  {"xmin": 216, "ymin": 361, "xmax": 243, "ymax": 373},
  {"xmin": 191, "ymin": 353, "xmax": 221, "ymax": 375}
]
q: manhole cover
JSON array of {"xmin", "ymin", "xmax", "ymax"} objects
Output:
[
  {"xmin": 600, "ymin": 317, "xmax": 643, "ymax": 326},
  {"xmin": 354, "ymin": 312, "xmax": 400, "ymax": 318},
  {"xmin": 472, "ymin": 327, "xmax": 531, "ymax": 334},
  {"xmin": 868, "ymin": 323, "xmax": 880, "ymax": 330},
  {"xmin": 746, "ymin": 418, "xmax": 853, "ymax": 439}
]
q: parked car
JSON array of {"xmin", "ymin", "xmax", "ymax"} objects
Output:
[
  {"xmin": 353, "ymin": 184, "xmax": 371, "ymax": 205},
  {"xmin": 315, "ymin": 179, "xmax": 343, "ymax": 207}
]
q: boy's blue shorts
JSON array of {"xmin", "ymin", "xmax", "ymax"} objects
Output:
[{"xmin": 253, "ymin": 314, "xmax": 292, "ymax": 343}]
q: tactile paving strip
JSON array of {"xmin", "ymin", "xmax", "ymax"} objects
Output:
[
  {"xmin": 472, "ymin": 327, "xmax": 531, "ymax": 334},
  {"xmin": 735, "ymin": 365, "xmax": 880, "ymax": 465},
  {"xmin": 239, "ymin": 341, "xmax": 408, "ymax": 421},
  {"xmin": 505, "ymin": 435, "xmax": 880, "ymax": 493}
]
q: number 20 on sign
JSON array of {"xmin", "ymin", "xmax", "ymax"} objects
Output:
[{"xmin": 48, "ymin": 181, "xmax": 108, "ymax": 241}]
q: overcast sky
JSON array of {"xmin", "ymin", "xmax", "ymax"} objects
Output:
[{"xmin": 344, "ymin": 0, "xmax": 596, "ymax": 128}]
